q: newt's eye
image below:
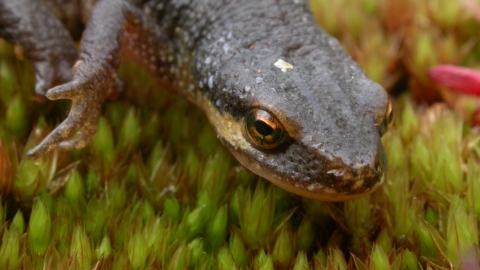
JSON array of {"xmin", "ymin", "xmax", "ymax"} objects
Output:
[
  {"xmin": 385, "ymin": 99, "xmax": 394, "ymax": 129},
  {"xmin": 379, "ymin": 99, "xmax": 394, "ymax": 136},
  {"xmin": 245, "ymin": 108, "xmax": 288, "ymax": 150}
]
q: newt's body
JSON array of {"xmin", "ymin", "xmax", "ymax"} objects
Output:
[{"xmin": 0, "ymin": 0, "xmax": 392, "ymax": 200}]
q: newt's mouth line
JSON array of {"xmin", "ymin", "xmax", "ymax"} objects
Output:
[
  {"xmin": 210, "ymin": 130, "xmax": 384, "ymax": 199},
  {"xmin": 227, "ymin": 145, "xmax": 385, "ymax": 201}
]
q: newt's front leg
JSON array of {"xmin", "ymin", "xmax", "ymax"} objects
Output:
[{"xmin": 25, "ymin": 0, "xmax": 175, "ymax": 159}]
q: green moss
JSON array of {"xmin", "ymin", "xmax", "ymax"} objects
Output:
[{"xmin": 1, "ymin": 0, "xmax": 480, "ymax": 269}]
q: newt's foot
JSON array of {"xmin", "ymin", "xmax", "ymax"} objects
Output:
[{"xmin": 26, "ymin": 60, "xmax": 121, "ymax": 159}]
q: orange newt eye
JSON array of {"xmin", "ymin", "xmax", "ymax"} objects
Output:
[
  {"xmin": 379, "ymin": 98, "xmax": 394, "ymax": 136},
  {"xmin": 245, "ymin": 108, "xmax": 288, "ymax": 150},
  {"xmin": 386, "ymin": 99, "xmax": 394, "ymax": 129}
]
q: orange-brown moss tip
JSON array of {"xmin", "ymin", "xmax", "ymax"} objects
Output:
[{"xmin": 0, "ymin": 139, "xmax": 14, "ymax": 197}]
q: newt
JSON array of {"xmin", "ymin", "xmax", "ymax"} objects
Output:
[{"xmin": 0, "ymin": 0, "xmax": 393, "ymax": 201}]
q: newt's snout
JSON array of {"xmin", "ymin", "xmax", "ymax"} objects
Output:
[{"xmin": 311, "ymin": 144, "xmax": 387, "ymax": 201}]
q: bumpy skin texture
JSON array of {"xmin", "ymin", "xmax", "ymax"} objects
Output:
[{"xmin": 0, "ymin": 0, "xmax": 390, "ymax": 200}]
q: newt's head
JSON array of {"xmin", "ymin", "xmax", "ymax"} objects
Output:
[
  {"xmin": 193, "ymin": 6, "xmax": 392, "ymax": 201},
  {"xmin": 200, "ymin": 54, "xmax": 391, "ymax": 201}
]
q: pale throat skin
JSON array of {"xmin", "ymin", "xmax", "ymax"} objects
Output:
[{"xmin": 0, "ymin": 0, "xmax": 390, "ymax": 201}]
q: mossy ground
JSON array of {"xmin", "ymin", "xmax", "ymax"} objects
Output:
[{"xmin": 1, "ymin": 0, "xmax": 480, "ymax": 269}]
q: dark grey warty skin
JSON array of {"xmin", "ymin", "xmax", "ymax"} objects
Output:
[
  {"xmin": 0, "ymin": 0, "xmax": 389, "ymax": 200},
  {"xmin": 166, "ymin": 0, "xmax": 389, "ymax": 197}
]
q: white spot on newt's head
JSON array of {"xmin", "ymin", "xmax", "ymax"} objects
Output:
[{"xmin": 274, "ymin": 59, "xmax": 293, "ymax": 72}]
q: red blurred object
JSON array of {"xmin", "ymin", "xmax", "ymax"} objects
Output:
[{"xmin": 428, "ymin": 65, "xmax": 480, "ymax": 96}]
